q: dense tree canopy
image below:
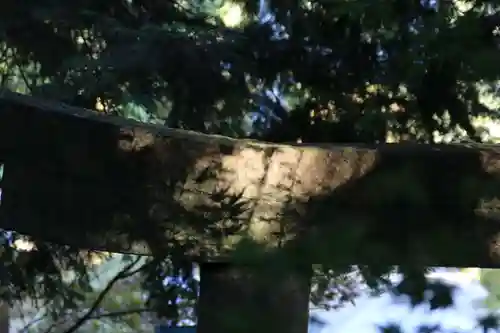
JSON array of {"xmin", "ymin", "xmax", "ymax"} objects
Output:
[
  {"xmin": 2, "ymin": 0, "xmax": 500, "ymax": 141},
  {"xmin": 1, "ymin": 0, "xmax": 500, "ymax": 331}
]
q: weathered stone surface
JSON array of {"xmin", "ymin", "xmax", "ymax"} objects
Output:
[{"xmin": 0, "ymin": 91, "xmax": 500, "ymax": 265}]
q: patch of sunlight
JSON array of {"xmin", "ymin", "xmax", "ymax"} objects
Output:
[
  {"xmin": 11, "ymin": 239, "xmax": 114, "ymax": 268},
  {"xmin": 459, "ymin": 267, "xmax": 482, "ymax": 282},
  {"xmin": 449, "ymin": 0, "xmax": 474, "ymax": 24},
  {"xmin": 13, "ymin": 239, "xmax": 36, "ymax": 251},
  {"xmin": 95, "ymin": 97, "xmax": 107, "ymax": 112},
  {"xmin": 85, "ymin": 251, "xmax": 112, "ymax": 266},
  {"xmin": 430, "ymin": 115, "xmax": 500, "ymax": 144},
  {"xmin": 453, "ymin": 0, "xmax": 474, "ymax": 14},
  {"xmin": 470, "ymin": 81, "xmax": 500, "ymax": 140},
  {"xmin": 473, "ymin": 116, "xmax": 500, "ymax": 142},
  {"xmin": 219, "ymin": 2, "xmax": 245, "ymax": 28}
]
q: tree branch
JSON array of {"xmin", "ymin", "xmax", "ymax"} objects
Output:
[
  {"xmin": 90, "ymin": 307, "xmax": 152, "ymax": 319},
  {"xmin": 22, "ymin": 307, "xmax": 153, "ymax": 333},
  {"xmin": 61, "ymin": 257, "xmax": 144, "ymax": 333},
  {"xmin": 39, "ymin": 257, "xmax": 147, "ymax": 333}
]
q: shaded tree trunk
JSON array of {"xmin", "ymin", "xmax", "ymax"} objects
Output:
[{"xmin": 197, "ymin": 263, "xmax": 311, "ymax": 333}]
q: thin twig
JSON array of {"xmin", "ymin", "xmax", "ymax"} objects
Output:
[
  {"xmin": 21, "ymin": 307, "xmax": 153, "ymax": 333},
  {"xmin": 20, "ymin": 313, "xmax": 49, "ymax": 333},
  {"xmin": 40, "ymin": 257, "xmax": 148, "ymax": 333},
  {"xmin": 61, "ymin": 257, "xmax": 144, "ymax": 333}
]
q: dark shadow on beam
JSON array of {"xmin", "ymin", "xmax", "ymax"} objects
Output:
[
  {"xmin": 0, "ymin": 91, "xmax": 244, "ymax": 257},
  {"xmin": 284, "ymin": 145, "xmax": 500, "ymax": 267}
]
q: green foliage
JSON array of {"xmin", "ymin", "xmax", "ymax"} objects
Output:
[
  {"xmin": 9, "ymin": 249, "xmax": 198, "ymax": 332},
  {"xmin": 481, "ymin": 268, "xmax": 500, "ymax": 310},
  {"xmin": 24, "ymin": 272, "xmax": 151, "ymax": 333},
  {"xmin": 2, "ymin": 0, "xmax": 500, "ymax": 331},
  {"xmin": 1, "ymin": 0, "xmax": 500, "ymax": 139}
]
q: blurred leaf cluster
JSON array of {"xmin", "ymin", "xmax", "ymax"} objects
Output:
[
  {"xmin": 1, "ymin": 0, "xmax": 500, "ymax": 140},
  {"xmin": 6, "ymin": 237, "xmax": 199, "ymax": 332}
]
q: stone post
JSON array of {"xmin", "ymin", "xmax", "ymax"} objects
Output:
[
  {"xmin": 197, "ymin": 263, "xmax": 311, "ymax": 333},
  {"xmin": 0, "ymin": 302, "xmax": 9, "ymax": 333}
]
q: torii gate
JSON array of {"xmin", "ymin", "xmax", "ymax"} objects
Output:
[{"xmin": 1, "ymin": 90, "xmax": 500, "ymax": 333}]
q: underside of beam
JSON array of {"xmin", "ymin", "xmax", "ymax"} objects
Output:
[{"xmin": 1, "ymin": 91, "xmax": 500, "ymax": 266}]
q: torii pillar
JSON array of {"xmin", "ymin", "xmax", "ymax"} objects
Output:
[
  {"xmin": 1, "ymin": 91, "xmax": 500, "ymax": 333},
  {"xmin": 197, "ymin": 263, "xmax": 310, "ymax": 333}
]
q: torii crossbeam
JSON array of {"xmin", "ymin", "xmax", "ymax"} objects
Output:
[{"xmin": 1, "ymin": 90, "xmax": 500, "ymax": 333}]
